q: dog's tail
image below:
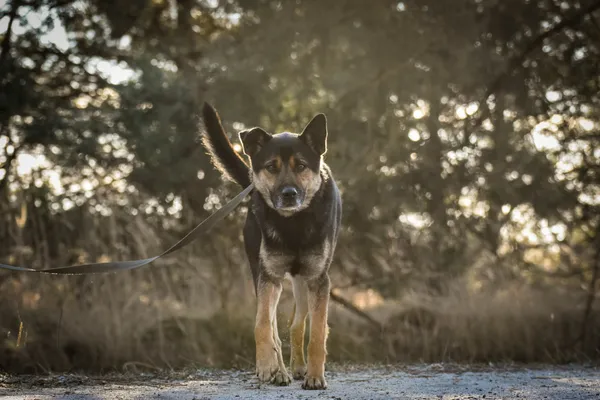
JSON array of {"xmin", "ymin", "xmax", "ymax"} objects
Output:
[{"xmin": 201, "ymin": 102, "xmax": 251, "ymax": 188}]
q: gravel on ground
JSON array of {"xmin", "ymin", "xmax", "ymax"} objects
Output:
[{"xmin": 1, "ymin": 364, "xmax": 599, "ymax": 399}]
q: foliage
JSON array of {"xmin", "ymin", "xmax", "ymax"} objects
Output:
[{"xmin": 1, "ymin": 0, "xmax": 599, "ymax": 371}]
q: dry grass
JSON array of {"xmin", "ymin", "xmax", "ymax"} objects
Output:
[
  {"xmin": 1, "ymin": 274, "xmax": 598, "ymax": 373},
  {"xmin": 332, "ymin": 281, "xmax": 600, "ymax": 364},
  {"xmin": 1, "ymin": 203, "xmax": 598, "ymax": 373}
]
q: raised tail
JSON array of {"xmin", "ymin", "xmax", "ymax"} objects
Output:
[{"xmin": 201, "ymin": 102, "xmax": 251, "ymax": 188}]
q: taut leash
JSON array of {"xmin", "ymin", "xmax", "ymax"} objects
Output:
[{"xmin": 0, "ymin": 184, "xmax": 254, "ymax": 275}]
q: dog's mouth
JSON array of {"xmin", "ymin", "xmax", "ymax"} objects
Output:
[{"xmin": 271, "ymin": 185, "xmax": 305, "ymax": 212}]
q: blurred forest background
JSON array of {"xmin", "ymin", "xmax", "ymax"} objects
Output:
[{"xmin": 1, "ymin": 0, "xmax": 600, "ymax": 373}]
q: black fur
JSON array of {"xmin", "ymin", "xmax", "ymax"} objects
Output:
[
  {"xmin": 201, "ymin": 103, "xmax": 252, "ymax": 187},
  {"xmin": 201, "ymin": 102, "xmax": 342, "ymax": 389},
  {"xmin": 200, "ymin": 102, "xmax": 342, "ymax": 288},
  {"xmin": 245, "ymin": 165, "xmax": 341, "ymax": 286},
  {"xmin": 239, "ymin": 127, "xmax": 271, "ymax": 157}
]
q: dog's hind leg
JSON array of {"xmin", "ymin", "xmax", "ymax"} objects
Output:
[
  {"xmin": 289, "ymin": 276, "xmax": 309, "ymax": 380},
  {"xmin": 271, "ymin": 304, "xmax": 290, "ymax": 382},
  {"xmin": 303, "ymin": 274, "xmax": 330, "ymax": 390},
  {"xmin": 255, "ymin": 278, "xmax": 291, "ymax": 386}
]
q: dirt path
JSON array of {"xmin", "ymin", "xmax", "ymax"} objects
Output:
[{"xmin": 1, "ymin": 364, "xmax": 599, "ymax": 399}]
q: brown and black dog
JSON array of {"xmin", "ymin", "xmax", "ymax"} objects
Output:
[{"xmin": 201, "ymin": 103, "xmax": 342, "ymax": 390}]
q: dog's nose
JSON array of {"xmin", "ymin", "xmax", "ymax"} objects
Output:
[{"xmin": 281, "ymin": 186, "xmax": 298, "ymax": 198}]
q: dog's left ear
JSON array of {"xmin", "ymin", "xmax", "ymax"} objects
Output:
[{"xmin": 300, "ymin": 114, "xmax": 328, "ymax": 156}]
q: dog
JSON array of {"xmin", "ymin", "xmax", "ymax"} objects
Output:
[{"xmin": 201, "ymin": 103, "xmax": 342, "ymax": 390}]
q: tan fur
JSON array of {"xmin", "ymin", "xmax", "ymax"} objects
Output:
[
  {"xmin": 252, "ymin": 155, "xmax": 323, "ymax": 217},
  {"xmin": 294, "ymin": 164, "xmax": 323, "ymax": 212},
  {"xmin": 257, "ymin": 245, "xmax": 331, "ymax": 389},
  {"xmin": 272, "ymin": 312, "xmax": 288, "ymax": 377},
  {"xmin": 203, "ymin": 105, "xmax": 337, "ymax": 390},
  {"xmin": 255, "ymin": 281, "xmax": 291, "ymax": 385},
  {"xmin": 288, "ymin": 276, "xmax": 309, "ymax": 380},
  {"xmin": 243, "ymin": 132, "xmax": 332, "ymax": 388},
  {"xmin": 260, "ymin": 238, "xmax": 331, "ymax": 280},
  {"xmin": 304, "ymin": 282, "xmax": 330, "ymax": 390},
  {"xmin": 253, "ymin": 169, "xmax": 278, "ymax": 209},
  {"xmin": 265, "ymin": 224, "xmax": 280, "ymax": 241},
  {"xmin": 259, "ymin": 242, "xmax": 293, "ymax": 279},
  {"xmin": 299, "ymin": 240, "xmax": 331, "ymax": 278}
]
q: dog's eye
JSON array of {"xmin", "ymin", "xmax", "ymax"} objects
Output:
[
  {"xmin": 296, "ymin": 163, "xmax": 307, "ymax": 172},
  {"xmin": 265, "ymin": 163, "xmax": 278, "ymax": 174}
]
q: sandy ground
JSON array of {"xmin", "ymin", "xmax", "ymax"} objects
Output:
[{"xmin": 1, "ymin": 364, "xmax": 599, "ymax": 399}]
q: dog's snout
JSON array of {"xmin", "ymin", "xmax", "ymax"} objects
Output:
[
  {"xmin": 273, "ymin": 186, "xmax": 303, "ymax": 210},
  {"xmin": 281, "ymin": 186, "xmax": 298, "ymax": 198}
]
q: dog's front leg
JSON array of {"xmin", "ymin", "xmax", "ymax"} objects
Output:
[
  {"xmin": 303, "ymin": 274, "xmax": 330, "ymax": 390},
  {"xmin": 289, "ymin": 276, "xmax": 309, "ymax": 380},
  {"xmin": 255, "ymin": 277, "xmax": 291, "ymax": 386}
]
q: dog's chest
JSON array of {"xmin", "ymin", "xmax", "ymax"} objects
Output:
[
  {"xmin": 253, "ymin": 192, "xmax": 334, "ymax": 279},
  {"xmin": 259, "ymin": 216, "xmax": 331, "ymax": 279},
  {"xmin": 259, "ymin": 239, "xmax": 331, "ymax": 279}
]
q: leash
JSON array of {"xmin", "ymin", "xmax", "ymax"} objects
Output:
[{"xmin": 0, "ymin": 184, "xmax": 254, "ymax": 275}]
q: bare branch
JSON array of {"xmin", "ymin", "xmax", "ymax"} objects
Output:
[{"xmin": 330, "ymin": 290, "xmax": 383, "ymax": 331}]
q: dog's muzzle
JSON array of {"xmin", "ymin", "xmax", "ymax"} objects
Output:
[{"xmin": 273, "ymin": 185, "xmax": 304, "ymax": 210}]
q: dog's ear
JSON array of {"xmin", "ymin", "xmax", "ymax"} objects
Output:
[
  {"xmin": 239, "ymin": 127, "xmax": 271, "ymax": 157},
  {"xmin": 300, "ymin": 114, "xmax": 327, "ymax": 156}
]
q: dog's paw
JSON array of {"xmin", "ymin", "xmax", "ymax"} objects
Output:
[
  {"xmin": 271, "ymin": 369, "xmax": 292, "ymax": 386},
  {"xmin": 291, "ymin": 363, "xmax": 307, "ymax": 380},
  {"xmin": 256, "ymin": 355, "xmax": 280, "ymax": 383},
  {"xmin": 302, "ymin": 374, "xmax": 327, "ymax": 390}
]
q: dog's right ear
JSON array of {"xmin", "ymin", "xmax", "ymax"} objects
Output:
[{"xmin": 239, "ymin": 128, "xmax": 271, "ymax": 157}]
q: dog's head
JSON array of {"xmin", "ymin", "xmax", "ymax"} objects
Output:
[{"xmin": 239, "ymin": 114, "xmax": 328, "ymax": 216}]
